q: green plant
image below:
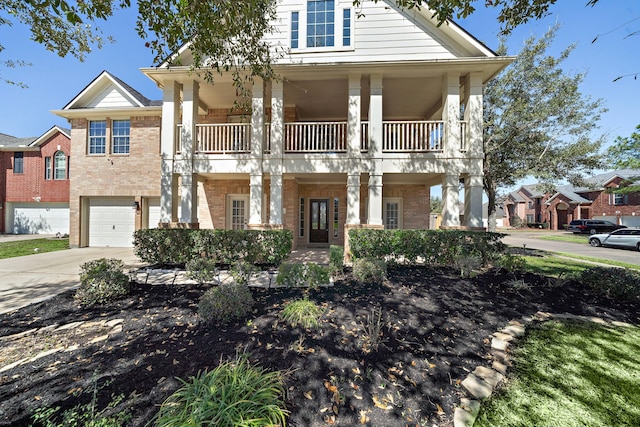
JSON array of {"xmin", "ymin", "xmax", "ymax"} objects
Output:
[
  {"xmin": 352, "ymin": 257, "xmax": 387, "ymax": 285},
  {"xmin": 578, "ymin": 266, "xmax": 640, "ymax": 302},
  {"xmin": 280, "ymin": 298, "xmax": 324, "ymax": 329},
  {"xmin": 198, "ymin": 283, "xmax": 254, "ymax": 324},
  {"xmin": 276, "ymin": 263, "xmax": 330, "ymax": 288},
  {"xmin": 361, "ymin": 307, "xmax": 386, "ymax": 353},
  {"xmin": 74, "ymin": 258, "xmax": 130, "ymax": 306},
  {"xmin": 229, "ymin": 259, "xmax": 259, "ymax": 286},
  {"xmin": 30, "ymin": 372, "xmax": 130, "ymax": 427},
  {"xmin": 305, "ymin": 263, "xmax": 330, "ymax": 288},
  {"xmin": 495, "ymin": 253, "xmax": 526, "ymax": 276},
  {"xmin": 329, "ymin": 245, "xmax": 344, "ymax": 275},
  {"xmin": 454, "ymin": 252, "xmax": 483, "ymax": 278},
  {"xmin": 185, "ymin": 257, "xmax": 219, "ymax": 285},
  {"xmin": 154, "ymin": 354, "xmax": 288, "ymax": 427}
]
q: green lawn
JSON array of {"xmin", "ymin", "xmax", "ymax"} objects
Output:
[
  {"xmin": 0, "ymin": 238, "xmax": 69, "ymax": 260},
  {"xmin": 537, "ymin": 233, "xmax": 589, "ymax": 244},
  {"xmin": 475, "ymin": 320, "xmax": 640, "ymax": 427}
]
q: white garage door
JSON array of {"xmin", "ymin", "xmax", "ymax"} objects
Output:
[
  {"xmin": 148, "ymin": 199, "xmax": 161, "ymax": 229},
  {"xmin": 89, "ymin": 198, "xmax": 136, "ymax": 247},
  {"xmin": 13, "ymin": 203, "xmax": 69, "ymax": 235}
]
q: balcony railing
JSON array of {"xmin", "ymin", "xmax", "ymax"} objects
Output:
[{"xmin": 176, "ymin": 120, "xmax": 468, "ymax": 155}]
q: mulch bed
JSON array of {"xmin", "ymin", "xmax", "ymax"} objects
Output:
[{"xmin": 0, "ymin": 266, "xmax": 638, "ymax": 426}]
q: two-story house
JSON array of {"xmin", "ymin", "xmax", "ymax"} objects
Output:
[
  {"xmin": 0, "ymin": 126, "xmax": 71, "ymax": 235},
  {"xmin": 54, "ymin": 0, "xmax": 512, "ymax": 248}
]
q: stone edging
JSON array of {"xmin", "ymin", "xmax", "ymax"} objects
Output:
[
  {"xmin": 453, "ymin": 311, "xmax": 635, "ymax": 427},
  {"xmin": 0, "ymin": 318, "xmax": 124, "ymax": 374}
]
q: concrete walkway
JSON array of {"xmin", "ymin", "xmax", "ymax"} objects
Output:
[{"xmin": 0, "ymin": 247, "xmax": 140, "ymax": 315}]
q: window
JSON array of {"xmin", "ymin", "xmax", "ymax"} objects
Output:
[
  {"xmin": 383, "ymin": 198, "xmax": 402, "ymax": 229},
  {"xmin": 333, "ymin": 197, "xmax": 339, "ymax": 238},
  {"xmin": 13, "ymin": 152, "xmax": 23, "ymax": 174},
  {"xmin": 299, "ymin": 198, "xmax": 305, "ymax": 237},
  {"xmin": 89, "ymin": 120, "xmax": 106, "ymax": 154},
  {"xmin": 291, "ymin": 11, "xmax": 300, "ymax": 49},
  {"xmin": 307, "ymin": 0, "xmax": 334, "ymax": 47},
  {"xmin": 612, "ymin": 192, "xmax": 627, "ymax": 205},
  {"xmin": 528, "ymin": 201, "xmax": 534, "ymax": 209},
  {"xmin": 526, "ymin": 214, "xmax": 534, "ymax": 223},
  {"xmin": 342, "ymin": 8, "xmax": 351, "ymax": 46},
  {"xmin": 112, "ymin": 120, "xmax": 130, "ymax": 154},
  {"xmin": 44, "ymin": 156, "xmax": 51, "ymax": 180},
  {"xmin": 54, "ymin": 151, "xmax": 66, "ymax": 180}
]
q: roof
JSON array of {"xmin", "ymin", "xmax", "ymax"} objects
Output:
[
  {"xmin": 506, "ymin": 191, "xmax": 526, "ymax": 203},
  {"xmin": 580, "ymin": 169, "xmax": 640, "ymax": 189},
  {"xmin": 483, "ymin": 202, "xmax": 506, "ymax": 218},
  {"xmin": 546, "ymin": 184, "xmax": 592, "ymax": 205},
  {"xmin": 520, "ymin": 184, "xmax": 545, "ymax": 198},
  {"xmin": 0, "ymin": 133, "xmax": 37, "ymax": 147}
]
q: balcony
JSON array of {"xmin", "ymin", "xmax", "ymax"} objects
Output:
[{"xmin": 175, "ymin": 121, "xmax": 468, "ymax": 155}]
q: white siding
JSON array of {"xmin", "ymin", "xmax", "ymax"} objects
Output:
[
  {"xmin": 85, "ymin": 83, "xmax": 140, "ymax": 109},
  {"xmin": 267, "ymin": 0, "xmax": 471, "ymax": 65}
]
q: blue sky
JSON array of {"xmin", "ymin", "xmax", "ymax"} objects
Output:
[{"xmin": 1, "ymin": 0, "xmax": 639, "ymax": 150}]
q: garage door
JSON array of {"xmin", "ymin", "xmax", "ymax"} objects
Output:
[
  {"xmin": 148, "ymin": 199, "xmax": 161, "ymax": 229},
  {"xmin": 13, "ymin": 203, "xmax": 69, "ymax": 235},
  {"xmin": 89, "ymin": 198, "xmax": 136, "ymax": 247}
]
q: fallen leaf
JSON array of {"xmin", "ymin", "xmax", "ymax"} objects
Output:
[
  {"xmin": 352, "ymin": 367, "xmax": 361, "ymax": 374},
  {"xmin": 436, "ymin": 403, "xmax": 445, "ymax": 415},
  {"xmin": 359, "ymin": 410, "xmax": 369, "ymax": 424},
  {"xmin": 324, "ymin": 381, "xmax": 338, "ymax": 394},
  {"xmin": 303, "ymin": 391, "xmax": 313, "ymax": 400},
  {"xmin": 372, "ymin": 395, "xmax": 392, "ymax": 410}
]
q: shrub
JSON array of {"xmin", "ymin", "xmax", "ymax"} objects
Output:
[
  {"xmin": 276, "ymin": 263, "xmax": 330, "ymax": 288},
  {"xmin": 352, "ymin": 257, "xmax": 387, "ymax": 285},
  {"xmin": 329, "ymin": 245, "xmax": 344, "ymax": 275},
  {"xmin": 75, "ymin": 258, "xmax": 130, "ymax": 306},
  {"xmin": 579, "ymin": 267, "xmax": 640, "ymax": 302},
  {"xmin": 154, "ymin": 354, "xmax": 287, "ymax": 427},
  {"xmin": 280, "ymin": 298, "xmax": 324, "ymax": 329},
  {"xmin": 133, "ymin": 229, "xmax": 292, "ymax": 266},
  {"xmin": 185, "ymin": 258, "xmax": 219, "ymax": 285},
  {"xmin": 198, "ymin": 284, "xmax": 254, "ymax": 324},
  {"xmin": 494, "ymin": 253, "xmax": 527, "ymax": 276},
  {"xmin": 229, "ymin": 259, "xmax": 259, "ymax": 286}
]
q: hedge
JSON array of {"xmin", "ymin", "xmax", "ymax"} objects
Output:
[
  {"xmin": 348, "ymin": 229, "xmax": 506, "ymax": 267},
  {"xmin": 133, "ymin": 229, "xmax": 292, "ymax": 267}
]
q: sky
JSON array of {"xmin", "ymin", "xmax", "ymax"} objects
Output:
[{"xmin": 1, "ymin": 0, "xmax": 639, "ymax": 151}]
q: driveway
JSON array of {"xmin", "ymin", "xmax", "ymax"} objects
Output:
[
  {"xmin": 501, "ymin": 230, "xmax": 640, "ymax": 267},
  {"xmin": 0, "ymin": 247, "xmax": 141, "ymax": 315}
]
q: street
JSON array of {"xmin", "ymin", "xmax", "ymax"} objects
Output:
[{"xmin": 501, "ymin": 230, "xmax": 640, "ymax": 267}]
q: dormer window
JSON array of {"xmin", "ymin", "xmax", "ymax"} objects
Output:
[{"xmin": 291, "ymin": 1, "xmax": 352, "ymax": 50}]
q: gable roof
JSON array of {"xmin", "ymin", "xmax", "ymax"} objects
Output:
[
  {"xmin": 520, "ymin": 184, "xmax": 545, "ymax": 198},
  {"xmin": 30, "ymin": 125, "xmax": 71, "ymax": 147},
  {"xmin": 545, "ymin": 184, "xmax": 592, "ymax": 205},
  {"xmin": 61, "ymin": 70, "xmax": 160, "ymax": 110}
]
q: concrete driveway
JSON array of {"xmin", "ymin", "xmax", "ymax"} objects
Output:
[{"xmin": 0, "ymin": 247, "xmax": 142, "ymax": 315}]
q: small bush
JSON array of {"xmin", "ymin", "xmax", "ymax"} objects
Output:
[
  {"xmin": 185, "ymin": 258, "xmax": 219, "ymax": 285},
  {"xmin": 276, "ymin": 263, "xmax": 330, "ymax": 288},
  {"xmin": 229, "ymin": 259, "xmax": 259, "ymax": 286},
  {"xmin": 198, "ymin": 284, "xmax": 254, "ymax": 324},
  {"xmin": 281, "ymin": 298, "xmax": 324, "ymax": 329},
  {"xmin": 579, "ymin": 267, "xmax": 640, "ymax": 302},
  {"xmin": 454, "ymin": 253, "xmax": 483, "ymax": 278},
  {"xmin": 352, "ymin": 257, "xmax": 387, "ymax": 285},
  {"xmin": 329, "ymin": 245, "xmax": 344, "ymax": 275},
  {"xmin": 75, "ymin": 258, "xmax": 130, "ymax": 306},
  {"xmin": 495, "ymin": 253, "xmax": 527, "ymax": 276},
  {"xmin": 154, "ymin": 354, "xmax": 287, "ymax": 427}
]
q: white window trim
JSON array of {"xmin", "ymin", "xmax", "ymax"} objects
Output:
[
  {"xmin": 226, "ymin": 194, "xmax": 250, "ymax": 230},
  {"xmin": 289, "ymin": 1, "xmax": 355, "ymax": 52},
  {"xmin": 383, "ymin": 197, "xmax": 403, "ymax": 230}
]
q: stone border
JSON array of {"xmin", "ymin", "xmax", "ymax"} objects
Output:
[
  {"xmin": 453, "ymin": 311, "xmax": 635, "ymax": 427},
  {"xmin": 0, "ymin": 318, "xmax": 124, "ymax": 374}
]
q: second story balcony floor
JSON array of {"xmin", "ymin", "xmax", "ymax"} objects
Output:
[{"xmin": 175, "ymin": 120, "xmax": 470, "ymax": 156}]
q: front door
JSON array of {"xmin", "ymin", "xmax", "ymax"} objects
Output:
[{"xmin": 309, "ymin": 199, "xmax": 329, "ymax": 244}]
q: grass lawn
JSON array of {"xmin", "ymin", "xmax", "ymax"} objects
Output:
[
  {"xmin": 523, "ymin": 254, "xmax": 595, "ymax": 277},
  {"xmin": 0, "ymin": 238, "xmax": 69, "ymax": 259},
  {"xmin": 537, "ymin": 233, "xmax": 589, "ymax": 244},
  {"xmin": 475, "ymin": 320, "xmax": 640, "ymax": 427}
]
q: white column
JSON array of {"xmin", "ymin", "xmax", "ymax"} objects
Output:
[
  {"xmin": 251, "ymin": 78, "xmax": 265, "ymax": 159},
  {"xmin": 160, "ymin": 82, "xmax": 180, "ymax": 222},
  {"xmin": 442, "ymin": 173, "xmax": 460, "ymax": 227},
  {"xmin": 464, "ymin": 72, "xmax": 483, "ymax": 157},
  {"xmin": 347, "ymin": 74, "xmax": 362, "ymax": 156},
  {"xmin": 369, "ymin": 74, "xmax": 383, "ymax": 157},
  {"xmin": 249, "ymin": 173, "xmax": 263, "ymax": 225},
  {"xmin": 346, "ymin": 174, "xmax": 361, "ymax": 224},
  {"xmin": 180, "ymin": 80, "xmax": 198, "ymax": 223},
  {"xmin": 367, "ymin": 172, "xmax": 383, "ymax": 226},
  {"xmin": 269, "ymin": 174, "xmax": 283, "ymax": 225},
  {"xmin": 464, "ymin": 175, "xmax": 483, "ymax": 228},
  {"xmin": 442, "ymin": 73, "xmax": 460, "ymax": 157}
]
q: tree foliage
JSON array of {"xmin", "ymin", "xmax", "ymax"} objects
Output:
[
  {"xmin": 483, "ymin": 24, "xmax": 606, "ymax": 231},
  {"xmin": 606, "ymin": 125, "xmax": 640, "ymax": 194}
]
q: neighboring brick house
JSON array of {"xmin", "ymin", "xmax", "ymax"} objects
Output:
[
  {"xmin": 0, "ymin": 126, "xmax": 71, "ymax": 234},
  {"xmin": 503, "ymin": 170, "xmax": 640, "ymax": 230},
  {"xmin": 53, "ymin": 1, "xmax": 512, "ymax": 248}
]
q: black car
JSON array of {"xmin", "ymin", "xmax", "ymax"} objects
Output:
[{"xmin": 568, "ymin": 219, "xmax": 627, "ymax": 235}]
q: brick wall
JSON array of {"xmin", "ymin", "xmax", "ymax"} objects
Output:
[{"xmin": 68, "ymin": 116, "xmax": 162, "ymax": 246}]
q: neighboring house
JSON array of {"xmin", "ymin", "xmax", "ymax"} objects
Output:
[
  {"xmin": 503, "ymin": 184, "xmax": 545, "ymax": 227},
  {"xmin": 503, "ymin": 170, "xmax": 640, "ymax": 230},
  {"xmin": 0, "ymin": 126, "xmax": 71, "ymax": 234},
  {"xmin": 482, "ymin": 202, "xmax": 506, "ymax": 229},
  {"xmin": 53, "ymin": 0, "xmax": 512, "ymax": 248}
]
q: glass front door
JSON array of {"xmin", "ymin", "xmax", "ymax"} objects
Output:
[{"xmin": 309, "ymin": 199, "xmax": 329, "ymax": 243}]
